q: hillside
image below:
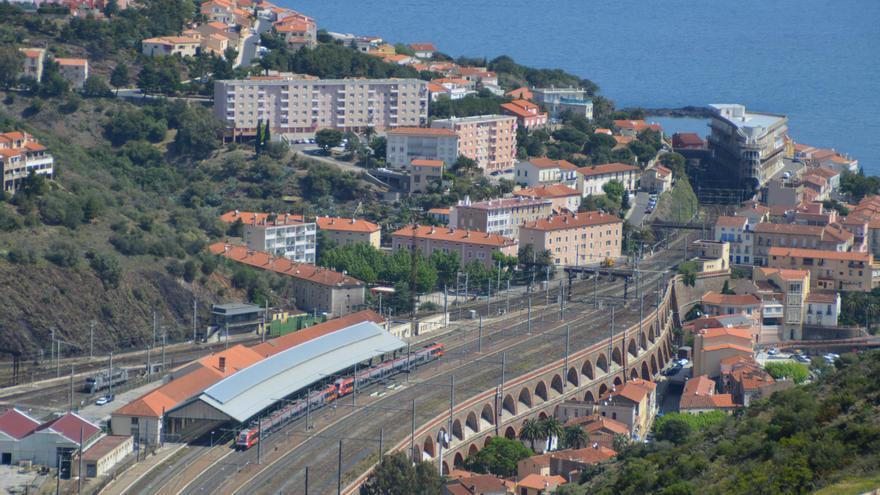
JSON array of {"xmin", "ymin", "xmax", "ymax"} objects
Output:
[{"xmin": 577, "ymin": 352, "xmax": 880, "ymax": 495}]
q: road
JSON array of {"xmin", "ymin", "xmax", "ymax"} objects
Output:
[
  {"xmin": 132, "ymin": 241, "xmax": 685, "ymax": 495},
  {"xmin": 238, "ymin": 18, "xmax": 270, "ymax": 68},
  {"xmin": 628, "ymin": 191, "xmax": 654, "ymax": 226}
]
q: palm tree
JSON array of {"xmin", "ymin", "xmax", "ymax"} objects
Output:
[
  {"xmin": 518, "ymin": 418, "xmax": 542, "ymax": 451},
  {"xmin": 539, "ymin": 417, "xmax": 564, "ymax": 451},
  {"xmin": 563, "ymin": 425, "xmax": 588, "ymax": 449}
]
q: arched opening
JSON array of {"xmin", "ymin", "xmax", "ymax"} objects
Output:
[
  {"xmin": 413, "ymin": 445, "xmax": 423, "ymax": 462},
  {"xmin": 504, "ymin": 426, "xmax": 517, "ymax": 439},
  {"xmin": 627, "ymin": 339, "xmax": 638, "ymax": 358},
  {"xmin": 423, "ymin": 435, "xmax": 435, "ymax": 459},
  {"xmin": 582, "ymin": 360, "xmax": 594, "ymax": 380},
  {"xmin": 613, "ymin": 376, "xmax": 623, "ymax": 386},
  {"xmin": 596, "ymin": 353, "xmax": 609, "ymax": 373},
  {"xmin": 480, "ymin": 403, "xmax": 495, "ymax": 429},
  {"xmin": 648, "ymin": 325, "xmax": 656, "ymax": 343},
  {"xmin": 453, "ymin": 452, "xmax": 464, "ymax": 468},
  {"xmin": 468, "ymin": 443, "xmax": 479, "ymax": 456},
  {"xmin": 598, "ymin": 384, "xmax": 609, "ymax": 397},
  {"xmin": 452, "ymin": 419, "xmax": 464, "ymax": 441},
  {"xmin": 538, "ymin": 411, "xmax": 548, "ymax": 420},
  {"xmin": 442, "ymin": 461, "xmax": 450, "ymax": 475},
  {"xmin": 567, "ymin": 367, "xmax": 579, "ymax": 387},
  {"xmin": 630, "ymin": 368, "xmax": 639, "ymax": 380},
  {"xmin": 612, "ymin": 347, "xmax": 623, "ymax": 367},
  {"xmin": 650, "ymin": 355, "xmax": 658, "ymax": 376},
  {"xmin": 518, "ymin": 387, "xmax": 532, "ymax": 409},
  {"xmin": 584, "ymin": 390, "xmax": 595, "ymax": 403},
  {"xmin": 466, "ymin": 411, "xmax": 479, "ymax": 435},
  {"xmin": 503, "ymin": 394, "xmax": 516, "ymax": 416},
  {"xmin": 641, "ymin": 361, "xmax": 651, "ymax": 380},
  {"xmin": 535, "ymin": 381, "xmax": 548, "ymax": 402},
  {"xmin": 640, "ymin": 332, "xmax": 648, "ymax": 351},
  {"xmin": 484, "ymin": 436, "xmax": 492, "ymax": 447},
  {"xmin": 550, "ymin": 374, "xmax": 564, "ymax": 396}
]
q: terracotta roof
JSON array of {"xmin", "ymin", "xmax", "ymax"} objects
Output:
[
  {"xmin": 755, "ymin": 223, "xmax": 823, "ymax": 236},
  {"xmin": 554, "ymin": 446, "xmax": 616, "ymax": 465},
  {"xmin": 427, "ymin": 207, "xmax": 450, "ymax": 215},
  {"xmin": 392, "ymin": 225, "xmax": 516, "ymax": 248},
  {"xmin": 144, "ymin": 36, "xmax": 202, "ymax": 45},
  {"xmin": 701, "ymin": 291, "xmax": 761, "ymax": 306},
  {"xmin": 672, "ymin": 132, "xmax": 704, "ymax": 147},
  {"xmin": 568, "ymin": 414, "xmax": 629, "ymax": 435},
  {"xmin": 806, "ymin": 292, "xmax": 838, "ymax": 303},
  {"xmin": 756, "ymin": 267, "xmax": 810, "ymax": 281},
  {"xmin": 19, "ymin": 48, "xmax": 44, "ymax": 58},
  {"xmin": 457, "ymin": 197, "xmax": 551, "ymax": 211},
  {"xmin": 426, "ymin": 82, "xmax": 447, "ymax": 93},
  {"xmin": 594, "ymin": 128, "xmax": 612, "ymax": 135},
  {"xmin": 527, "ymin": 157, "xmax": 577, "ymax": 170},
  {"xmin": 409, "ymin": 43, "xmax": 436, "ymax": 51},
  {"xmin": 702, "ymin": 343, "xmax": 754, "ymax": 353},
  {"xmin": 680, "ymin": 391, "xmax": 738, "ymax": 410},
  {"xmin": 613, "ymin": 119, "xmax": 661, "ymax": 133},
  {"xmin": 54, "ymin": 58, "xmax": 87, "ymax": 66},
  {"xmin": 0, "ymin": 409, "xmax": 40, "ymax": 439},
  {"xmin": 613, "ymin": 135, "xmax": 634, "ymax": 146},
  {"xmin": 505, "ymin": 86, "xmax": 533, "ymax": 100},
  {"xmin": 36, "ymin": 413, "xmax": 100, "ymax": 444},
  {"xmin": 699, "ymin": 326, "xmax": 754, "ymax": 341},
  {"xmin": 82, "ymin": 435, "xmax": 131, "ymax": 461},
  {"xmin": 608, "ymin": 379, "xmax": 655, "ymax": 404},
  {"xmin": 501, "ymin": 102, "xmax": 539, "ymax": 119},
  {"xmin": 252, "ymin": 310, "xmax": 384, "ymax": 357},
  {"xmin": 715, "ymin": 215, "xmax": 748, "ymax": 228},
  {"xmin": 220, "ymin": 211, "xmax": 306, "ymax": 226},
  {"xmin": 211, "ymin": 243, "xmax": 365, "ymax": 287},
  {"xmin": 458, "ymin": 474, "xmax": 510, "ymax": 493},
  {"xmin": 768, "ymin": 246, "xmax": 870, "ymax": 262},
  {"xmin": 514, "ymin": 184, "xmax": 580, "ymax": 199},
  {"xmin": 386, "ymin": 127, "xmax": 457, "ymax": 137},
  {"xmin": 518, "ymin": 474, "xmax": 566, "ymax": 490},
  {"xmin": 683, "ymin": 375, "xmax": 716, "ymax": 396},
  {"xmin": 410, "ymin": 159, "xmax": 444, "ymax": 168},
  {"xmin": 809, "ymin": 167, "xmax": 840, "ymax": 179},
  {"xmin": 316, "ymin": 216, "xmax": 380, "ymax": 233},
  {"xmin": 197, "ymin": 344, "xmax": 264, "ymax": 374},
  {"xmin": 652, "ymin": 165, "xmax": 672, "ymax": 176},
  {"xmin": 576, "ymin": 163, "xmax": 640, "ymax": 177},
  {"xmin": 720, "ymin": 354, "xmax": 754, "ymax": 367},
  {"xmin": 521, "ymin": 211, "xmax": 621, "ymax": 231}
]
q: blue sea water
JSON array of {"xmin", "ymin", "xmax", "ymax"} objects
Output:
[{"xmin": 288, "ymin": 0, "xmax": 880, "ymax": 174}]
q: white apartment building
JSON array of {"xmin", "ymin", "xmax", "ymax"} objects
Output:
[
  {"xmin": 532, "ymin": 87, "xmax": 593, "ymax": 120},
  {"xmin": 430, "ymin": 115, "xmax": 517, "ymax": 175},
  {"xmin": 215, "ymin": 75, "xmax": 428, "ymax": 138},
  {"xmin": 386, "ymin": 127, "xmax": 459, "ymax": 169},
  {"xmin": 713, "ymin": 215, "xmax": 754, "ymax": 265},
  {"xmin": 576, "ymin": 163, "xmax": 640, "ymax": 197},
  {"xmin": 0, "ymin": 131, "xmax": 54, "ymax": 194},
  {"xmin": 707, "ymin": 104, "xmax": 788, "ymax": 189},
  {"xmin": 220, "ymin": 211, "xmax": 316, "ymax": 263},
  {"xmin": 514, "ymin": 157, "xmax": 579, "ymax": 188}
]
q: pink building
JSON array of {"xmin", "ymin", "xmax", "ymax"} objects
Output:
[
  {"xmin": 391, "ymin": 225, "xmax": 517, "ymax": 268},
  {"xmin": 500, "ymin": 99, "xmax": 548, "ymax": 130},
  {"xmin": 518, "ymin": 211, "xmax": 623, "ymax": 266},
  {"xmin": 430, "ymin": 115, "xmax": 517, "ymax": 175}
]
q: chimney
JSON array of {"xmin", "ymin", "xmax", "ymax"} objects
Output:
[
  {"xmin": 219, "ymin": 356, "xmax": 226, "ymax": 372},
  {"xmin": 350, "ymin": 218, "xmax": 356, "ymax": 224}
]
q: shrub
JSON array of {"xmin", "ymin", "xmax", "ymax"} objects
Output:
[
  {"xmin": 45, "ymin": 241, "xmax": 80, "ymax": 267},
  {"xmin": 7, "ymin": 247, "xmax": 38, "ymax": 264},
  {"xmin": 88, "ymin": 251, "xmax": 122, "ymax": 288},
  {"xmin": 0, "ymin": 207, "xmax": 22, "ymax": 231},
  {"xmin": 765, "ymin": 361, "xmax": 810, "ymax": 384}
]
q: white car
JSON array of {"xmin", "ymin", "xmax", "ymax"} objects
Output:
[
  {"xmin": 95, "ymin": 397, "xmax": 109, "ymax": 406},
  {"xmin": 767, "ymin": 348, "xmax": 779, "ymax": 356}
]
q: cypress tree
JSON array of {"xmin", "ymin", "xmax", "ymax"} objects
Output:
[
  {"xmin": 255, "ymin": 120, "xmax": 263, "ymax": 154},
  {"xmin": 263, "ymin": 124, "xmax": 271, "ymax": 146}
]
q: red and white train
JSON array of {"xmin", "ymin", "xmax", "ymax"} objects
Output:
[{"xmin": 236, "ymin": 343, "xmax": 445, "ymax": 449}]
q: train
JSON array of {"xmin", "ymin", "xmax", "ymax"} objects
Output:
[
  {"xmin": 236, "ymin": 343, "xmax": 445, "ymax": 450},
  {"xmin": 83, "ymin": 368, "xmax": 129, "ymax": 394}
]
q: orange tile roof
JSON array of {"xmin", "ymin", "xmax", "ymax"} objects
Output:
[
  {"xmin": 768, "ymin": 246, "xmax": 870, "ymax": 262},
  {"xmin": 715, "ymin": 215, "xmax": 748, "ymax": 228},
  {"xmin": 501, "ymin": 102, "xmax": 537, "ymax": 119},
  {"xmin": 427, "ymin": 207, "xmax": 450, "ymax": 215},
  {"xmin": 594, "ymin": 128, "xmax": 612, "ymax": 135},
  {"xmin": 756, "ymin": 267, "xmax": 810, "ymax": 281},
  {"xmin": 702, "ymin": 343, "xmax": 754, "ymax": 353},
  {"xmin": 426, "ymin": 82, "xmax": 447, "ymax": 93},
  {"xmin": 210, "ymin": 243, "xmax": 365, "ymax": 287},
  {"xmin": 197, "ymin": 344, "xmax": 264, "ymax": 374},
  {"xmin": 521, "ymin": 211, "xmax": 621, "ymax": 231},
  {"xmin": 518, "ymin": 474, "xmax": 567, "ymax": 490},
  {"xmin": 613, "ymin": 135, "xmax": 634, "ymax": 146},
  {"xmin": 55, "ymin": 58, "xmax": 87, "ymax": 66},
  {"xmin": 567, "ymin": 415, "xmax": 629, "ymax": 435},
  {"xmin": 19, "ymin": 48, "xmax": 44, "ymax": 58},
  {"xmin": 613, "ymin": 119, "xmax": 662, "ymax": 133},
  {"xmin": 410, "ymin": 159, "xmax": 444, "ymax": 168},
  {"xmin": 387, "ymin": 127, "xmax": 457, "ymax": 137},
  {"xmin": 252, "ymin": 310, "xmax": 384, "ymax": 357},
  {"xmin": 699, "ymin": 326, "xmax": 754, "ymax": 341},
  {"xmin": 653, "ymin": 165, "xmax": 672, "ymax": 176},
  {"xmin": 527, "ymin": 157, "xmax": 577, "ymax": 170},
  {"xmin": 316, "ymin": 216, "xmax": 380, "ymax": 233},
  {"xmin": 392, "ymin": 225, "xmax": 516, "ymax": 248},
  {"xmin": 219, "ymin": 211, "xmax": 306, "ymax": 226},
  {"xmin": 514, "ymin": 184, "xmax": 580, "ymax": 199},
  {"xmin": 409, "ymin": 43, "xmax": 436, "ymax": 51},
  {"xmin": 608, "ymin": 379, "xmax": 655, "ymax": 404},
  {"xmin": 576, "ymin": 163, "xmax": 640, "ymax": 177},
  {"xmin": 683, "ymin": 375, "xmax": 716, "ymax": 396},
  {"xmin": 114, "ymin": 366, "xmax": 222, "ymax": 418},
  {"xmin": 554, "ymin": 446, "xmax": 617, "ymax": 465},
  {"xmin": 701, "ymin": 291, "xmax": 761, "ymax": 306},
  {"xmin": 505, "ymin": 86, "xmax": 533, "ymax": 100}
]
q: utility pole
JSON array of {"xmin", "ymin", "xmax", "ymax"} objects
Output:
[
  {"xmin": 594, "ymin": 271, "xmax": 599, "ymax": 308},
  {"xmin": 497, "ymin": 352, "xmax": 506, "ymax": 436},
  {"xmin": 378, "ymin": 428, "xmax": 383, "ymax": 459},
  {"xmin": 257, "ymin": 417, "xmax": 263, "ymax": 464},
  {"xmin": 558, "ymin": 278, "xmax": 564, "ymax": 320},
  {"xmin": 478, "ymin": 316, "xmax": 483, "ymax": 353},
  {"xmin": 108, "ymin": 352, "xmax": 113, "ymax": 398},
  {"xmin": 505, "ymin": 279, "xmax": 510, "ymax": 314},
  {"xmin": 147, "ymin": 344, "xmax": 151, "ymax": 377},
  {"xmin": 486, "ymin": 280, "xmax": 491, "ymax": 316},
  {"xmin": 89, "ymin": 322, "xmax": 95, "ymax": 359},
  {"xmin": 56, "ymin": 340, "xmax": 61, "ymax": 378},
  {"xmin": 161, "ymin": 328, "xmax": 166, "ymax": 372},
  {"xmin": 563, "ymin": 325, "xmax": 570, "ymax": 390},
  {"xmin": 609, "ymin": 307, "xmax": 615, "ymax": 374},
  {"xmin": 410, "ymin": 399, "xmax": 416, "ymax": 462},
  {"xmin": 443, "ymin": 284, "xmax": 448, "ymax": 327},
  {"xmin": 69, "ymin": 365, "xmax": 74, "ymax": 411},
  {"xmin": 545, "ymin": 266, "xmax": 550, "ymax": 305},
  {"xmin": 193, "ymin": 299, "xmax": 198, "ymax": 343},
  {"xmin": 77, "ymin": 427, "xmax": 83, "ymax": 493},
  {"xmin": 527, "ymin": 297, "xmax": 532, "ymax": 335},
  {"xmin": 337, "ymin": 439, "xmax": 343, "ymax": 495},
  {"xmin": 304, "ymin": 466, "xmax": 309, "ymax": 495}
]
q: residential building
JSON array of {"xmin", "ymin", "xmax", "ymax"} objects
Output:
[
  {"xmin": 198, "ymin": 21, "xmax": 240, "ymax": 46},
  {"xmin": 431, "ymin": 115, "xmax": 517, "ymax": 175},
  {"xmin": 409, "ymin": 159, "xmax": 444, "ymax": 194},
  {"xmin": 790, "ymin": 202, "xmax": 839, "ymax": 227},
  {"xmin": 532, "ymin": 87, "xmax": 593, "ymax": 120},
  {"xmin": 450, "ymin": 196, "xmax": 552, "ymax": 238},
  {"xmin": 514, "ymin": 157, "xmax": 578, "ymax": 189},
  {"xmin": 794, "ymin": 144, "xmax": 859, "ymax": 173},
  {"xmin": 804, "ymin": 292, "xmax": 841, "ymax": 327},
  {"xmin": 443, "ymin": 473, "xmax": 511, "ymax": 495},
  {"xmin": 516, "ymin": 474, "xmax": 567, "ymax": 495},
  {"xmin": 513, "ymin": 184, "xmax": 582, "ymax": 212},
  {"xmin": 220, "ymin": 211, "xmax": 316, "ymax": 263},
  {"xmin": 575, "ymin": 163, "xmax": 640, "ymax": 197},
  {"xmin": 453, "ymin": 67, "xmax": 499, "ymax": 87},
  {"xmin": 555, "ymin": 400, "xmax": 596, "ymax": 422},
  {"xmin": 640, "ymin": 165, "xmax": 673, "ymax": 193},
  {"xmin": 678, "ymin": 375, "xmax": 738, "ymax": 414},
  {"xmin": 519, "ymin": 211, "xmax": 623, "ymax": 266},
  {"xmin": 427, "ymin": 207, "xmax": 450, "ymax": 225},
  {"xmin": 612, "ymin": 119, "xmax": 662, "ymax": 137},
  {"xmin": 720, "ymin": 356, "xmax": 784, "ymax": 406},
  {"xmin": 386, "ymin": 127, "xmax": 459, "ymax": 169},
  {"xmin": 430, "ymin": 77, "xmax": 475, "ymax": 99},
  {"xmin": 713, "ymin": 215, "xmax": 753, "ymax": 265},
  {"xmin": 391, "ymin": 225, "xmax": 517, "ymax": 268},
  {"xmin": 500, "ymin": 99, "xmax": 548, "ymax": 130},
  {"xmin": 689, "ymin": 239, "xmax": 730, "ymax": 273},
  {"xmin": 671, "ymin": 132, "xmax": 705, "ymax": 150},
  {"xmin": 215, "ymin": 75, "xmax": 428, "ymax": 137},
  {"xmin": 563, "ymin": 414, "xmax": 630, "ymax": 450},
  {"xmin": 707, "ymin": 104, "xmax": 788, "ymax": 188},
  {"xmin": 753, "ymin": 267, "xmax": 810, "ymax": 341},
  {"xmin": 0, "ymin": 131, "xmax": 54, "ymax": 194},
  {"xmin": 409, "ymin": 43, "xmax": 436, "ymax": 58},
  {"xmin": 598, "ymin": 379, "xmax": 656, "ymax": 440},
  {"xmin": 736, "ymin": 202, "xmax": 771, "ymax": 225},
  {"xmin": 316, "ymin": 216, "xmax": 381, "ymax": 248},
  {"xmin": 701, "ymin": 292, "xmax": 762, "ymax": 338},
  {"xmin": 212, "ymin": 243, "xmax": 367, "ymax": 316},
  {"xmin": 506, "ymin": 86, "xmax": 533, "ymax": 100},
  {"xmin": 18, "ymin": 48, "xmax": 45, "ymax": 82},
  {"xmin": 767, "ymin": 247, "xmax": 875, "ymax": 292},
  {"xmin": 845, "ymin": 195, "xmax": 880, "ymax": 258},
  {"xmin": 753, "ymin": 223, "xmax": 854, "ymax": 266},
  {"xmin": 55, "ymin": 58, "xmax": 89, "ymax": 88},
  {"xmin": 142, "ymin": 36, "xmax": 202, "ymax": 57},
  {"xmin": 77, "ymin": 435, "xmax": 133, "ymax": 478},
  {"xmin": 693, "ymin": 326, "xmax": 753, "ymax": 377}
]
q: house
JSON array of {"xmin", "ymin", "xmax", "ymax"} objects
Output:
[
  {"xmin": 692, "ymin": 326, "xmax": 753, "ymax": 377},
  {"xmin": 427, "ymin": 207, "xmax": 451, "ymax": 225},
  {"xmin": 429, "ymin": 78, "xmax": 474, "ymax": 100},
  {"xmin": 804, "ymin": 292, "xmax": 841, "ymax": 327},
  {"xmin": 54, "ymin": 58, "xmax": 89, "ymax": 88},
  {"xmin": 753, "ymin": 223, "xmax": 854, "ymax": 267},
  {"xmin": 532, "ymin": 87, "xmax": 592, "ymax": 120},
  {"xmin": 454, "ymin": 67, "xmax": 499, "ymax": 87},
  {"xmin": 549, "ymin": 446, "xmax": 616, "ymax": 481},
  {"xmin": 210, "ymin": 303, "xmax": 264, "ymax": 336},
  {"xmin": 18, "ymin": 48, "xmax": 45, "ymax": 82},
  {"xmin": 672, "ymin": 132, "xmax": 705, "ymax": 150},
  {"xmin": 500, "ymin": 99, "xmax": 548, "ymax": 130},
  {"xmin": 443, "ymin": 473, "xmax": 511, "ymax": 495},
  {"xmin": 0, "ymin": 131, "xmax": 55, "ymax": 194},
  {"xmin": 513, "ymin": 184, "xmax": 582, "ymax": 213},
  {"xmin": 794, "ymin": 144, "xmax": 858, "ymax": 173},
  {"xmin": 753, "ymin": 267, "xmax": 810, "ymax": 341},
  {"xmin": 505, "ymin": 87, "xmax": 533, "ymax": 101},
  {"xmin": 516, "ymin": 474, "xmax": 566, "ymax": 495},
  {"xmin": 409, "ymin": 159, "xmax": 444, "ymax": 194},
  {"xmin": 386, "ymin": 127, "xmax": 459, "ymax": 169},
  {"xmin": 142, "ymin": 36, "xmax": 201, "ymax": 57},
  {"xmin": 0, "ymin": 409, "xmax": 40, "ymax": 466},
  {"xmin": 76, "ymin": 435, "xmax": 133, "ymax": 478},
  {"xmin": 679, "ymin": 375, "xmax": 738, "ymax": 414},
  {"xmin": 640, "ymin": 165, "xmax": 673, "ymax": 193},
  {"xmin": 391, "ymin": 225, "xmax": 518, "ymax": 268},
  {"xmin": 273, "ymin": 13, "xmax": 317, "ymax": 50},
  {"xmin": 613, "ymin": 119, "xmax": 662, "ymax": 137},
  {"xmin": 598, "ymin": 379, "xmax": 656, "ymax": 440},
  {"xmin": 767, "ymin": 247, "xmax": 875, "ymax": 292},
  {"xmin": 316, "ymin": 216, "xmax": 381, "ymax": 249},
  {"xmin": 431, "ymin": 115, "xmax": 518, "ymax": 175},
  {"xmin": 563, "ymin": 414, "xmax": 630, "ymax": 450},
  {"xmin": 514, "ymin": 157, "xmax": 579, "ymax": 189},
  {"xmin": 220, "ymin": 211, "xmax": 316, "ymax": 264},
  {"xmin": 713, "ymin": 215, "xmax": 754, "ymax": 265},
  {"xmin": 409, "ymin": 42, "xmax": 436, "ymax": 59},
  {"xmin": 518, "ymin": 211, "xmax": 623, "ymax": 266},
  {"xmin": 575, "ymin": 163, "xmax": 640, "ymax": 197},
  {"xmin": 450, "ymin": 196, "xmax": 553, "ymax": 239},
  {"xmin": 689, "ymin": 239, "xmax": 730, "ymax": 273},
  {"xmin": 720, "ymin": 356, "xmax": 784, "ymax": 406},
  {"xmin": 700, "ymin": 292, "xmax": 762, "ymax": 332}
]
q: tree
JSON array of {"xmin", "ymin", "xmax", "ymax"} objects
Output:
[
  {"xmin": 602, "ymin": 180, "xmax": 625, "ymax": 204},
  {"xmin": 45, "ymin": 241, "xmax": 80, "ymax": 268},
  {"xmin": 764, "ymin": 362, "xmax": 810, "ymax": 384},
  {"xmin": 88, "ymin": 251, "xmax": 122, "ymax": 288},
  {"xmin": 83, "ymin": 75, "xmax": 113, "ymax": 97},
  {"xmin": 539, "ymin": 417, "xmax": 564, "ymax": 450},
  {"xmin": 0, "ymin": 46, "xmax": 24, "ymax": 89},
  {"xmin": 563, "ymin": 425, "xmax": 589, "ymax": 449},
  {"xmin": 659, "ymin": 152, "xmax": 687, "ymax": 178},
  {"xmin": 519, "ymin": 418, "xmax": 542, "ymax": 451},
  {"xmin": 138, "ymin": 57, "xmax": 181, "ymax": 95},
  {"xmin": 254, "ymin": 120, "xmax": 263, "ymax": 154},
  {"xmin": 721, "ymin": 280, "xmax": 735, "ymax": 295},
  {"xmin": 370, "ymin": 136, "xmax": 386, "ymax": 160},
  {"xmin": 172, "ymin": 104, "xmax": 222, "ymax": 159},
  {"xmin": 315, "ymin": 129, "xmax": 343, "ymax": 152},
  {"xmin": 464, "ymin": 436, "xmax": 533, "ymax": 477},
  {"xmin": 678, "ymin": 261, "xmax": 698, "ymax": 287},
  {"xmin": 110, "ymin": 64, "xmax": 129, "ymax": 95},
  {"xmin": 361, "ymin": 452, "xmax": 441, "ymax": 495},
  {"xmin": 653, "ymin": 415, "xmax": 692, "ymax": 445}
]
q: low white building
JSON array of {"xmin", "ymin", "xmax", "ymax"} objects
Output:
[
  {"xmin": 576, "ymin": 163, "xmax": 640, "ymax": 197},
  {"xmin": 713, "ymin": 215, "xmax": 754, "ymax": 265},
  {"xmin": 17, "ymin": 413, "xmax": 101, "ymax": 469},
  {"xmin": 515, "ymin": 157, "xmax": 579, "ymax": 188},
  {"xmin": 804, "ymin": 292, "xmax": 841, "ymax": 327},
  {"xmin": 386, "ymin": 127, "xmax": 459, "ymax": 169},
  {"xmin": 220, "ymin": 211, "xmax": 316, "ymax": 264}
]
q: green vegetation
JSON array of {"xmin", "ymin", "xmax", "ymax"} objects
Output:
[
  {"xmin": 840, "ymin": 289, "xmax": 880, "ymax": 333},
  {"xmin": 653, "ymin": 178, "xmax": 699, "ymax": 223},
  {"xmin": 574, "ymin": 350, "xmax": 880, "ymax": 495},
  {"xmin": 360, "ymin": 451, "xmax": 441, "ymax": 495},
  {"xmin": 259, "ymin": 37, "xmax": 421, "ymax": 80},
  {"xmin": 429, "ymin": 93, "xmax": 505, "ymax": 118},
  {"xmin": 841, "ymin": 170, "xmax": 880, "ymax": 201},
  {"xmin": 315, "ymin": 129, "xmax": 343, "ymax": 152},
  {"xmin": 677, "ymin": 261, "xmax": 698, "ymax": 287},
  {"xmin": 653, "ymin": 411, "xmax": 729, "ymax": 444},
  {"xmin": 463, "ymin": 436, "xmax": 534, "ymax": 477},
  {"xmin": 764, "ymin": 361, "xmax": 810, "ymax": 384}
]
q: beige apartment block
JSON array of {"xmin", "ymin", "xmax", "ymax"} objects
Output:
[
  {"xmin": 431, "ymin": 115, "xmax": 517, "ymax": 175},
  {"xmin": 391, "ymin": 225, "xmax": 517, "ymax": 268},
  {"xmin": 767, "ymin": 247, "xmax": 875, "ymax": 292},
  {"xmin": 18, "ymin": 48, "xmax": 45, "ymax": 82},
  {"xmin": 754, "ymin": 223, "xmax": 854, "ymax": 266},
  {"xmin": 316, "ymin": 216, "xmax": 381, "ymax": 248},
  {"xmin": 142, "ymin": 37, "xmax": 202, "ymax": 57},
  {"xmin": 519, "ymin": 211, "xmax": 623, "ymax": 266},
  {"xmin": 386, "ymin": 127, "xmax": 458, "ymax": 169},
  {"xmin": 55, "ymin": 58, "xmax": 89, "ymax": 88},
  {"xmin": 450, "ymin": 196, "xmax": 552, "ymax": 239},
  {"xmin": 215, "ymin": 75, "xmax": 428, "ymax": 137},
  {"xmin": 576, "ymin": 163, "xmax": 640, "ymax": 197}
]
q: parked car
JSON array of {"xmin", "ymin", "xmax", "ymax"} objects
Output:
[
  {"xmin": 95, "ymin": 396, "xmax": 109, "ymax": 406},
  {"xmin": 767, "ymin": 348, "xmax": 779, "ymax": 356},
  {"xmin": 795, "ymin": 354, "xmax": 811, "ymax": 363}
]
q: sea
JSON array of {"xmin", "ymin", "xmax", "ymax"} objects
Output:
[{"xmin": 288, "ymin": 0, "xmax": 880, "ymax": 175}]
